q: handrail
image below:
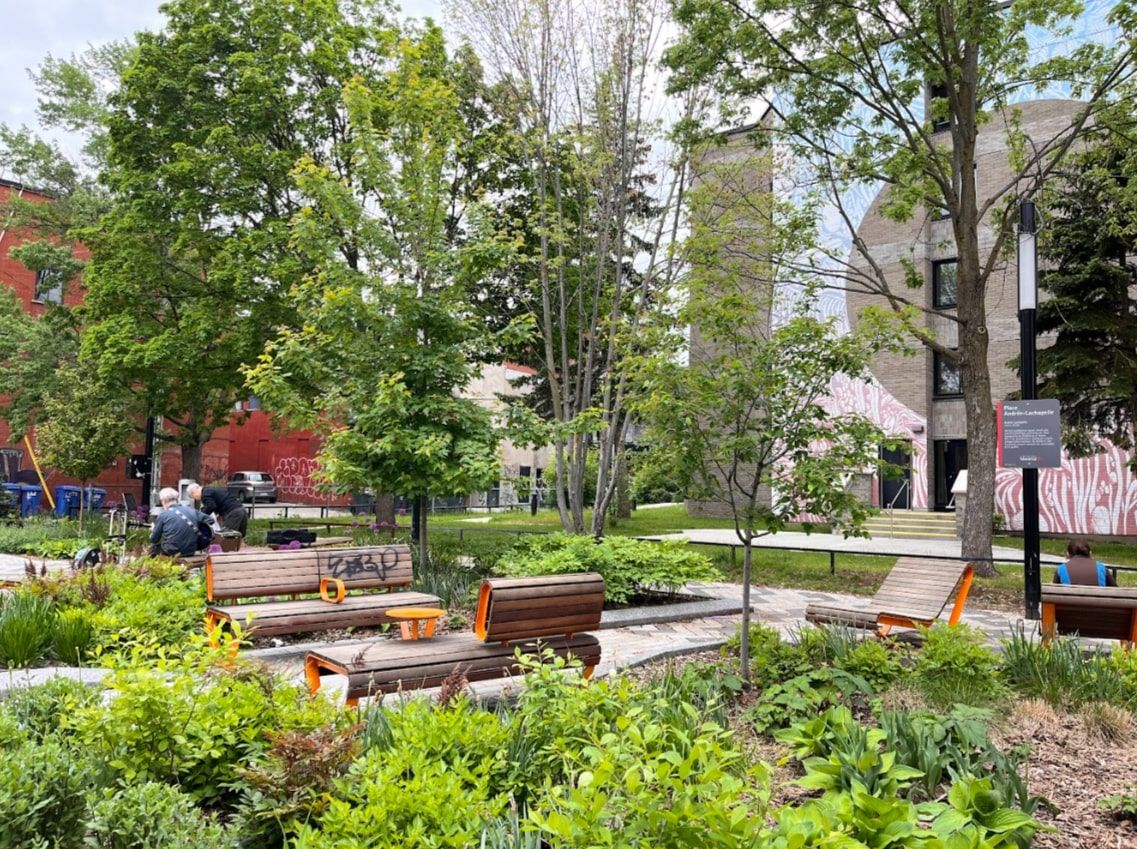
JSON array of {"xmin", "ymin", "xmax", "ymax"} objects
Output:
[{"xmin": 886, "ymin": 478, "xmax": 910, "ymax": 537}]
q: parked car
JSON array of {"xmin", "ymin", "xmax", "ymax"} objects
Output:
[{"xmin": 226, "ymin": 471, "xmax": 278, "ymax": 503}]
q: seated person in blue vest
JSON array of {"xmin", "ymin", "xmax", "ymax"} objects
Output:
[
  {"xmin": 187, "ymin": 483, "xmax": 249, "ymax": 537},
  {"xmin": 1054, "ymin": 538, "xmax": 1117, "ymax": 587},
  {"xmin": 149, "ymin": 487, "xmax": 211, "ymax": 557}
]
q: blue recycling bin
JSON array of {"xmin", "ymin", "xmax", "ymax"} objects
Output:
[
  {"xmin": 55, "ymin": 485, "xmax": 82, "ymax": 518},
  {"xmin": 19, "ymin": 484, "xmax": 43, "ymax": 516},
  {"xmin": 84, "ymin": 487, "xmax": 107, "ymax": 511}
]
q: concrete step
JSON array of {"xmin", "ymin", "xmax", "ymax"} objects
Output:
[{"xmin": 865, "ymin": 511, "xmax": 957, "ymax": 540}]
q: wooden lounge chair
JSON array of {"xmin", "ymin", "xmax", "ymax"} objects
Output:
[
  {"xmin": 804, "ymin": 557, "xmax": 975, "ymax": 636},
  {"xmin": 1041, "ymin": 584, "xmax": 1137, "ymax": 646},
  {"xmin": 305, "ymin": 572, "xmax": 605, "ymax": 705}
]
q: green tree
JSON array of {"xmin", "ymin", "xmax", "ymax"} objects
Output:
[
  {"xmin": 36, "ymin": 367, "xmax": 134, "ymax": 531},
  {"xmin": 78, "ymin": 0, "xmax": 392, "ymax": 481},
  {"xmin": 1029, "ymin": 101, "xmax": 1137, "ymax": 465},
  {"xmin": 453, "ymin": 0, "xmax": 692, "ymax": 537},
  {"xmin": 665, "ymin": 0, "xmax": 1137, "ymax": 571},
  {"xmin": 246, "ymin": 25, "xmax": 517, "ymax": 564},
  {"xmin": 634, "ymin": 151, "xmax": 890, "ymax": 684}
]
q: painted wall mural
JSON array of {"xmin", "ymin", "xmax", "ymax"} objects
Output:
[
  {"xmin": 825, "ymin": 375, "xmax": 929, "ymax": 510},
  {"xmin": 995, "ymin": 444, "xmax": 1137, "ymax": 536},
  {"xmin": 272, "ymin": 455, "xmax": 322, "ymax": 500}
]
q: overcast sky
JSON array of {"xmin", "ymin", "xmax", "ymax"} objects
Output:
[{"xmin": 0, "ymin": 0, "xmax": 444, "ymax": 149}]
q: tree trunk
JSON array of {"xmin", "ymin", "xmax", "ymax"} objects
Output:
[
  {"xmin": 740, "ymin": 539, "xmax": 752, "ymax": 686},
  {"xmin": 373, "ymin": 492, "xmax": 396, "ymax": 527},
  {"xmin": 615, "ymin": 453, "xmax": 631, "ymax": 520},
  {"xmin": 180, "ymin": 440, "xmax": 203, "ymax": 484},
  {"xmin": 960, "ymin": 354, "xmax": 997, "ymax": 576}
]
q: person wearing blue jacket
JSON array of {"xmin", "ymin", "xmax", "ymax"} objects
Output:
[
  {"xmin": 1054, "ymin": 539, "xmax": 1116, "ymax": 587},
  {"xmin": 149, "ymin": 487, "xmax": 210, "ymax": 557}
]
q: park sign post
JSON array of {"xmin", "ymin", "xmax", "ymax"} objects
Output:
[{"xmin": 998, "ymin": 396, "xmax": 1061, "ymax": 621}]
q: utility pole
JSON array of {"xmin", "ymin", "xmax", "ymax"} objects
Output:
[
  {"xmin": 141, "ymin": 414, "xmax": 156, "ymax": 511},
  {"xmin": 1018, "ymin": 200, "xmax": 1041, "ymax": 619}
]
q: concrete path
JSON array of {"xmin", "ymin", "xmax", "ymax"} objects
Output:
[
  {"xmin": 0, "ymin": 553, "xmax": 69, "ymax": 585},
  {"xmin": 644, "ymin": 529, "xmax": 1062, "ymax": 566}
]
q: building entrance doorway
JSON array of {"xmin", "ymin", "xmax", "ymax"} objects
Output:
[
  {"xmin": 880, "ymin": 442, "xmax": 911, "ymax": 509},
  {"xmin": 934, "ymin": 439, "xmax": 968, "ymax": 511}
]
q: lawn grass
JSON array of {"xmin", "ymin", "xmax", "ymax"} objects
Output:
[{"xmin": 430, "ymin": 504, "xmax": 740, "ymax": 536}]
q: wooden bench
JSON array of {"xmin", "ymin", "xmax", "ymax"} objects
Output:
[
  {"xmin": 204, "ymin": 545, "xmax": 440, "ymax": 639},
  {"xmin": 805, "ymin": 557, "xmax": 975, "ymax": 636},
  {"xmin": 305, "ymin": 572, "xmax": 604, "ymax": 705},
  {"xmin": 1041, "ymin": 584, "xmax": 1137, "ymax": 646}
]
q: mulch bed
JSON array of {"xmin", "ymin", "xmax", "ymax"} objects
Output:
[{"xmin": 630, "ymin": 653, "xmax": 1137, "ymax": 847}]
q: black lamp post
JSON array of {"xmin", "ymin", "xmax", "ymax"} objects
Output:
[{"xmin": 1018, "ymin": 200, "xmax": 1041, "ymax": 620}]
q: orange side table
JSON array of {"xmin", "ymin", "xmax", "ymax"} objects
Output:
[{"xmin": 387, "ymin": 606, "xmax": 447, "ymax": 640}]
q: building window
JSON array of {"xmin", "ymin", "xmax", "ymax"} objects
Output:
[
  {"xmin": 34, "ymin": 269, "xmax": 64, "ymax": 304},
  {"xmin": 928, "ymin": 82, "xmax": 950, "ymax": 132},
  {"xmin": 933, "ymin": 260, "xmax": 957, "ymax": 308},
  {"xmin": 933, "ymin": 352, "xmax": 963, "ymax": 397}
]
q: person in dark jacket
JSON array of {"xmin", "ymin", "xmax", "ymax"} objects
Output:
[
  {"xmin": 1054, "ymin": 538, "xmax": 1117, "ymax": 587},
  {"xmin": 188, "ymin": 483, "xmax": 249, "ymax": 536},
  {"xmin": 149, "ymin": 487, "xmax": 210, "ymax": 557}
]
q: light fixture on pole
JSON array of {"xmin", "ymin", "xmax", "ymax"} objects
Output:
[{"xmin": 1018, "ymin": 199, "xmax": 1041, "ymax": 619}]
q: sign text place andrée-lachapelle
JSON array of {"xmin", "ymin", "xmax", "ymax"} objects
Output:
[{"xmin": 998, "ymin": 399, "xmax": 1062, "ymax": 469}]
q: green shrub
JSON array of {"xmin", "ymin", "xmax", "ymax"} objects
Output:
[
  {"xmin": 747, "ymin": 667, "xmax": 873, "ymax": 734},
  {"xmin": 0, "ymin": 737, "xmax": 95, "ymax": 849},
  {"xmin": 3, "ymin": 676, "xmax": 100, "ymax": 742},
  {"xmin": 0, "ymin": 591, "xmax": 56, "ymax": 668},
  {"xmin": 86, "ymin": 782, "xmax": 236, "ymax": 849},
  {"xmin": 52, "ymin": 607, "xmax": 95, "ymax": 665},
  {"xmin": 724, "ymin": 622, "xmax": 813, "ymax": 689},
  {"xmin": 835, "ymin": 639, "xmax": 906, "ymax": 692},
  {"xmin": 89, "ymin": 570, "xmax": 203, "ymax": 658},
  {"xmin": 1001, "ymin": 625, "xmax": 1125, "ymax": 709},
  {"xmin": 69, "ymin": 651, "xmax": 348, "ymax": 804},
  {"xmin": 496, "ymin": 534, "xmax": 717, "ymax": 603},
  {"xmin": 793, "ymin": 623, "xmax": 863, "ymax": 665},
  {"xmin": 0, "ymin": 518, "xmax": 86, "ymax": 557},
  {"xmin": 913, "ymin": 624, "xmax": 1007, "ymax": 709}
]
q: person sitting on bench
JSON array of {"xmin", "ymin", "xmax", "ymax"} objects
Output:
[
  {"xmin": 149, "ymin": 488, "xmax": 210, "ymax": 557},
  {"xmin": 1054, "ymin": 538, "xmax": 1116, "ymax": 587},
  {"xmin": 189, "ymin": 483, "xmax": 249, "ymax": 536}
]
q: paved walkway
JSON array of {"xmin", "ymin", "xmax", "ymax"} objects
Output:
[{"xmin": 644, "ymin": 529, "xmax": 1063, "ymax": 565}]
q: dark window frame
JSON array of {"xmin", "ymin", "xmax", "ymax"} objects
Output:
[
  {"xmin": 927, "ymin": 82, "xmax": 950, "ymax": 133},
  {"xmin": 933, "ymin": 351, "xmax": 963, "ymax": 398},
  {"xmin": 932, "ymin": 259, "xmax": 958, "ymax": 309}
]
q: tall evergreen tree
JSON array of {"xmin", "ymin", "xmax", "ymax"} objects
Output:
[{"xmin": 1032, "ymin": 106, "xmax": 1137, "ymax": 465}]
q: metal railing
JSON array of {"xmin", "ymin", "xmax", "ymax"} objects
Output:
[{"xmin": 886, "ymin": 479, "xmax": 910, "ymax": 538}]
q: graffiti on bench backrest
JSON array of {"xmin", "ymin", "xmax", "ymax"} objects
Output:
[{"xmin": 325, "ymin": 547, "xmax": 403, "ymax": 582}]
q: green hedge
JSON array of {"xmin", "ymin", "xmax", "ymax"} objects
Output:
[{"xmin": 496, "ymin": 533, "xmax": 718, "ymax": 603}]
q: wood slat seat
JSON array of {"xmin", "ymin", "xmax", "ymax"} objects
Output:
[
  {"xmin": 804, "ymin": 557, "xmax": 975, "ymax": 636},
  {"xmin": 306, "ymin": 572, "xmax": 605, "ymax": 704},
  {"xmin": 204, "ymin": 545, "xmax": 439, "ymax": 639},
  {"xmin": 1041, "ymin": 584, "xmax": 1137, "ymax": 645}
]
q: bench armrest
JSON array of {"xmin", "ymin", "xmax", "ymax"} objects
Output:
[{"xmin": 320, "ymin": 577, "xmax": 346, "ymax": 604}]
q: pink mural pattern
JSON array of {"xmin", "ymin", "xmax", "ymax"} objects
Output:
[
  {"xmin": 824, "ymin": 374, "xmax": 929, "ymax": 509},
  {"xmin": 995, "ymin": 443, "xmax": 1137, "ymax": 535},
  {"xmin": 272, "ymin": 456, "xmax": 321, "ymax": 499}
]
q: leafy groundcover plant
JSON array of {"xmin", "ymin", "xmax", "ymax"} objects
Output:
[{"xmin": 496, "ymin": 533, "xmax": 718, "ymax": 603}]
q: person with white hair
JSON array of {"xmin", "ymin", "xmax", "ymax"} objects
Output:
[
  {"xmin": 187, "ymin": 483, "xmax": 248, "ymax": 536},
  {"xmin": 149, "ymin": 487, "xmax": 210, "ymax": 557}
]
